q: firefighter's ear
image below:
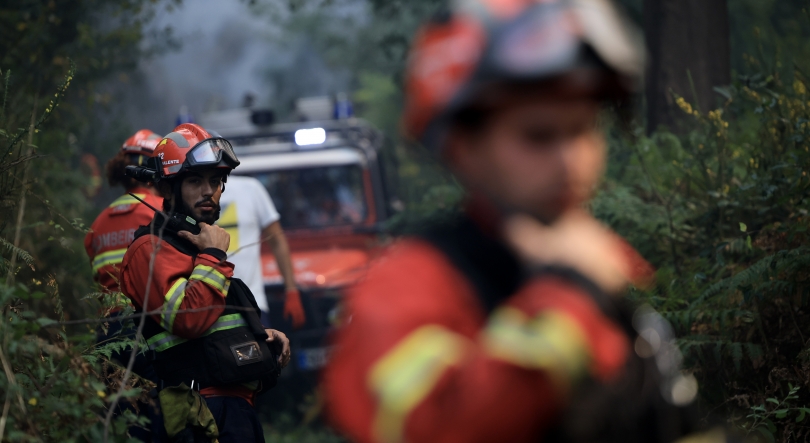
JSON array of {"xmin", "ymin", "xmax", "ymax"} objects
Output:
[{"xmin": 156, "ymin": 181, "xmax": 173, "ymax": 200}]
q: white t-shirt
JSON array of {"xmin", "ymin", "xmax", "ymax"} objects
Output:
[{"xmin": 217, "ymin": 175, "xmax": 280, "ymax": 312}]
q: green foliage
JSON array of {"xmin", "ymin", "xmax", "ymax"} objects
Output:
[
  {"xmin": 744, "ymin": 384, "xmax": 810, "ymax": 443},
  {"xmin": 0, "ymin": 2, "xmax": 181, "ymax": 440},
  {"xmin": 264, "ymin": 413, "xmax": 346, "ymax": 443},
  {"xmin": 592, "ymin": 22, "xmax": 810, "ymax": 442},
  {"xmin": 1, "ymin": 0, "xmax": 182, "ymax": 323},
  {"xmin": 0, "ymin": 279, "xmax": 144, "ymax": 442},
  {"xmin": 261, "ymin": 393, "xmax": 347, "ymax": 443}
]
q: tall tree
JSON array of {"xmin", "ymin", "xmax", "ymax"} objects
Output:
[{"xmin": 644, "ymin": 0, "xmax": 731, "ymax": 133}]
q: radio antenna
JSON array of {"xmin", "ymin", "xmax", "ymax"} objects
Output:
[{"xmin": 128, "ymin": 193, "xmax": 163, "ymax": 214}]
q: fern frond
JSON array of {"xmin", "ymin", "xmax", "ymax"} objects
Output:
[{"xmin": 0, "ymin": 236, "xmax": 35, "ymax": 269}]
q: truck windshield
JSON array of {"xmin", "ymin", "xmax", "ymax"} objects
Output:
[{"xmin": 248, "ymin": 165, "xmax": 367, "ymax": 230}]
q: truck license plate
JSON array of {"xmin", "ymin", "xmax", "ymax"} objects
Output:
[{"xmin": 296, "ymin": 347, "xmax": 331, "ymax": 370}]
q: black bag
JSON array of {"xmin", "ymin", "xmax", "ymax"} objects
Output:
[{"xmin": 202, "ymin": 278, "xmax": 280, "ymax": 391}]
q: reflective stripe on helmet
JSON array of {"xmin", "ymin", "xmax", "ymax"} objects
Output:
[{"xmin": 164, "ymin": 131, "xmax": 190, "ymax": 148}]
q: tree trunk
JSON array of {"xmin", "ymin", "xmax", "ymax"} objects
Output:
[{"xmin": 644, "ymin": 0, "xmax": 731, "ymax": 133}]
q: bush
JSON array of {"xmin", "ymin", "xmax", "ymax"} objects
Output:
[
  {"xmin": 594, "ymin": 48, "xmax": 810, "ymax": 443},
  {"xmin": 0, "ymin": 280, "xmax": 145, "ymax": 442}
]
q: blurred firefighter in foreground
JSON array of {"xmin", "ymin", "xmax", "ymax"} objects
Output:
[
  {"xmin": 120, "ymin": 123, "xmax": 290, "ymax": 442},
  {"xmin": 84, "ymin": 129, "xmax": 165, "ymax": 442},
  {"xmin": 324, "ymin": 1, "xmax": 733, "ymax": 442}
]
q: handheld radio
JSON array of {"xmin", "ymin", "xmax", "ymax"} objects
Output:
[
  {"xmin": 127, "ymin": 193, "xmax": 201, "ymax": 236},
  {"xmin": 124, "ymin": 164, "xmax": 201, "ymax": 235}
]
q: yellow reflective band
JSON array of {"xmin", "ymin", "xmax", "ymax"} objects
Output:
[
  {"xmin": 482, "ymin": 307, "xmax": 589, "ymax": 389},
  {"xmin": 108, "ymin": 193, "xmax": 145, "ymax": 208},
  {"xmin": 92, "ymin": 248, "xmax": 128, "ymax": 273},
  {"xmin": 241, "ymin": 380, "xmax": 260, "ymax": 391},
  {"xmin": 203, "ymin": 314, "xmax": 246, "ymax": 335},
  {"xmin": 189, "ymin": 264, "xmax": 228, "ymax": 294},
  {"xmin": 146, "ymin": 314, "xmax": 246, "ymax": 352},
  {"xmin": 161, "ymin": 278, "xmax": 188, "ymax": 332},
  {"xmin": 147, "ymin": 331, "xmax": 187, "ymax": 352},
  {"xmin": 369, "ymin": 325, "xmax": 467, "ymax": 443}
]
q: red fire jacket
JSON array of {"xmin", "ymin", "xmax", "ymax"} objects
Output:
[
  {"xmin": 323, "ymin": 217, "xmax": 653, "ymax": 443},
  {"xmin": 120, "ymin": 230, "xmax": 259, "ymax": 403},
  {"xmin": 84, "ymin": 187, "xmax": 163, "ymax": 294}
]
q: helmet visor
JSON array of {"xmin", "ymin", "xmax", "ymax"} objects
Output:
[
  {"xmin": 490, "ymin": 0, "xmax": 643, "ymax": 82},
  {"xmin": 187, "ymin": 138, "xmax": 239, "ymax": 168}
]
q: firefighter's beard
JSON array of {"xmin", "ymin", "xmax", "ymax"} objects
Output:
[{"xmin": 179, "ymin": 197, "xmax": 221, "ymax": 225}]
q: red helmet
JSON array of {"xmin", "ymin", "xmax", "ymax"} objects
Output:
[
  {"xmin": 402, "ymin": 0, "xmax": 645, "ymax": 149},
  {"xmin": 121, "ymin": 129, "xmax": 162, "ymax": 157},
  {"xmin": 152, "ymin": 123, "xmax": 240, "ymax": 181}
]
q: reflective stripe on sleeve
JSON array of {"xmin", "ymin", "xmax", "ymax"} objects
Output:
[
  {"xmin": 368, "ymin": 325, "xmax": 468, "ymax": 443},
  {"xmin": 481, "ymin": 307, "xmax": 589, "ymax": 388},
  {"xmin": 189, "ymin": 264, "xmax": 229, "ymax": 294},
  {"xmin": 241, "ymin": 380, "xmax": 260, "ymax": 391},
  {"xmin": 146, "ymin": 330, "xmax": 187, "ymax": 352},
  {"xmin": 203, "ymin": 313, "xmax": 246, "ymax": 335},
  {"xmin": 92, "ymin": 248, "xmax": 127, "ymax": 273},
  {"xmin": 160, "ymin": 278, "xmax": 188, "ymax": 332},
  {"xmin": 108, "ymin": 193, "xmax": 145, "ymax": 208},
  {"xmin": 147, "ymin": 314, "xmax": 247, "ymax": 352}
]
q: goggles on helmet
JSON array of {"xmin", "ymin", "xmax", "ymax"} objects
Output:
[
  {"xmin": 482, "ymin": 0, "xmax": 642, "ymax": 87},
  {"xmin": 186, "ymin": 138, "xmax": 240, "ymax": 169}
]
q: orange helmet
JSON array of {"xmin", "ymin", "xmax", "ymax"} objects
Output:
[
  {"xmin": 152, "ymin": 123, "xmax": 240, "ymax": 181},
  {"xmin": 402, "ymin": 0, "xmax": 645, "ymax": 149},
  {"xmin": 121, "ymin": 129, "xmax": 162, "ymax": 157}
]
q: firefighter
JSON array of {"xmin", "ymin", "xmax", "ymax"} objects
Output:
[
  {"xmin": 323, "ymin": 1, "xmax": 730, "ymax": 442},
  {"xmin": 119, "ymin": 123, "xmax": 291, "ymax": 443},
  {"xmin": 84, "ymin": 129, "xmax": 165, "ymax": 442},
  {"xmin": 85, "ymin": 129, "xmax": 163, "ymax": 299}
]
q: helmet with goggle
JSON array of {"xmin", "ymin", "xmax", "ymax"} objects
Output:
[
  {"xmin": 151, "ymin": 123, "xmax": 240, "ymax": 181},
  {"xmin": 402, "ymin": 0, "xmax": 645, "ymax": 151}
]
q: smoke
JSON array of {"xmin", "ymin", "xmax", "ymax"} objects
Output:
[
  {"xmin": 121, "ymin": 0, "xmax": 275, "ymax": 135},
  {"xmin": 112, "ymin": 0, "xmax": 366, "ymax": 136}
]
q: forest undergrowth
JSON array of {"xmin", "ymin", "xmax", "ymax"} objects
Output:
[{"xmin": 591, "ymin": 51, "xmax": 810, "ymax": 443}]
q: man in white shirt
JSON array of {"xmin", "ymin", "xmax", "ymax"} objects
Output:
[{"xmin": 217, "ymin": 175, "xmax": 306, "ymax": 328}]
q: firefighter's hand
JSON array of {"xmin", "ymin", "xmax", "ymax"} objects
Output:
[
  {"xmin": 178, "ymin": 223, "xmax": 230, "ymax": 252},
  {"xmin": 266, "ymin": 329, "xmax": 291, "ymax": 368},
  {"xmin": 502, "ymin": 210, "xmax": 629, "ymax": 294},
  {"xmin": 283, "ymin": 288, "xmax": 306, "ymax": 329}
]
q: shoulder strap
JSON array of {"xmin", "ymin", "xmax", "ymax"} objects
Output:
[
  {"xmin": 227, "ymin": 278, "xmax": 269, "ymax": 340},
  {"xmin": 133, "ymin": 213, "xmax": 199, "ymax": 257},
  {"xmin": 417, "ymin": 215, "xmax": 523, "ymax": 314}
]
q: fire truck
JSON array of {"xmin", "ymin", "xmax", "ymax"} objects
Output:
[{"xmin": 200, "ymin": 99, "xmax": 396, "ymax": 384}]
